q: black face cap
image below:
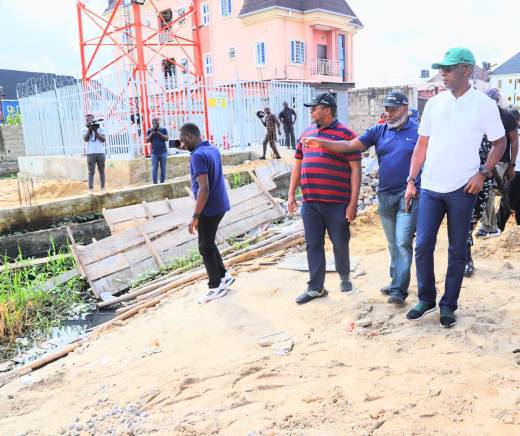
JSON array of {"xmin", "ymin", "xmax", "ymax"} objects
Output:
[
  {"xmin": 384, "ymin": 92, "xmax": 408, "ymax": 107},
  {"xmin": 304, "ymin": 93, "xmax": 337, "ymax": 108}
]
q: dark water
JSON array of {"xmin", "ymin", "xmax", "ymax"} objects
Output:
[{"xmin": 3, "ymin": 309, "xmax": 117, "ymax": 368}]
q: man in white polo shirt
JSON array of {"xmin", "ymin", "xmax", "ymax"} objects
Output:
[{"xmin": 404, "ymin": 47, "xmax": 506, "ymax": 328}]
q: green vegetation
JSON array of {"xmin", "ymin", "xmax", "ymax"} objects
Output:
[
  {"xmin": 229, "ymin": 172, "xmax": 250, "ymax": 189},
  {"xmin": 129, "ymin": 235, "xmax": 261, "ymax": 289},
  {"xmin": 0, "ymin": 246, "xmax": 87, "ymax": 346},
  {"xmin": 130, "ymin": 250, "xmax": 203, "ymax": 289}
]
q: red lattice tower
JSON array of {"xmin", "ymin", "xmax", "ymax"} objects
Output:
[{"xmin": 76, "ymin": 0, "xmax": 209, "ymax": 149}]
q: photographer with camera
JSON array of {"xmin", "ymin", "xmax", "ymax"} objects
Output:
[
  {"xmin": 258, "ymin": 107, "xmax": 281, "ymax": 160},
  {"xmin": 82, "ymin": 114, "xmax": 106, "ymax": 194},
  {"xmin": 145, "ymin": 117, "xmax": 169, "ymax": 184}
]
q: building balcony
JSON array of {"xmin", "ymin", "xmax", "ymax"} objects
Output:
[{"xmin": 311, "ymin": 59, "xmax": 341, "ymax": 77}]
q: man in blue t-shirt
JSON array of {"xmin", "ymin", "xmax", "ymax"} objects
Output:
[
  {"xmin": 180, "ymin": 122, "xmax": 234, "ymax": 304},
  {"xmin": 145, "ymin": 118, "xmax": 169, "ymax": 184},
  {"xmin": 302, "ymin": 92, "xmax": 419, "ymax": 305}
]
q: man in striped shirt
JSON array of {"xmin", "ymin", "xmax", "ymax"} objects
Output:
[{"xmin": 288, "ymin": 93, "xmax": 362, "ymax": 304}]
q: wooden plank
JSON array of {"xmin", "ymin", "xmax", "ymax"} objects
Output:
[
  {"xmin": 248, "ymin": 170, "xmax": 285, "ymax": 217},
  {"xmin": 66, "ymin": 226, "xmax": 87, "ymax": 278},
  {"xmin": 79, "ymin": 213, "xmax": 185, "ymax": 266},
  {"xmin": 89, "ymin": 206, "xmax": 282, "ymax": 297},
  {"xmin": 138, "ymin": 225, "xmax": 165, "ymax": 269},
  {"xmin": 39, "ymin": 268, "xmax": 80, "ymax": 292},
  {"xmin": 142, "ymin": 201, "xmax": 153, "ymax": 220},
  {"xmin": 103, "ymin": 196, "xmax": 195, "ymax": 233},
  {"xmin": 84, "ymin": 252, "xmax": 131, "ymax": 282},
  {"xmin": 102, "ymin": 208, "xmax": 116, "ymax": 234},
  {"xmin": 83, "ymin": 181, "xmax": 284, "ymax": 296}
]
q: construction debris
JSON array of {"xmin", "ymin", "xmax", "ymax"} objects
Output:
[{"xmin": 70, "ymin": 178, "xmax": 286, "ymax": 299}]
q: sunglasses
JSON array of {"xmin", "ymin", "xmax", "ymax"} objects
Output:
[{"xmin": 440, "ymin": 64, "xmax": 462, "ymax": 73}]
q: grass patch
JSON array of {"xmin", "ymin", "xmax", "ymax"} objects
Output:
[
  {"xmin": 130, "ymin": 250, "xmax": 203, "ymax": 289},
  {"xmin": 0, "ymin": 245, "xmax": 87, "ymax": 346},
  {"xmin": 129, "ymin": 235, "xmax": 260, "ymax": 289}
]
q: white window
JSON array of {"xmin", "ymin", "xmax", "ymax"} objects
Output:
[
  {"xmin": 256, "ymin": 41, "xmax": 266, "ymax": 66},
  {"xmin": 290, "ymin": 40, "xmax": 305, "ymax": 64},
  {"xmin": 204, "ymin": 54, "xmax": 213, "ymax": 76},
  {"xmin": 221, "ymin": 0, "xmax": 232, "ymax": 17},
  {"xmin": 201, "ymin": 2, "xmax": 210, "ymax": 26}
]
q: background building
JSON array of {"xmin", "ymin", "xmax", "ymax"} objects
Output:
[{"xmin": 490, "ymin": 52, "xmax": 520, "ymax": 108}]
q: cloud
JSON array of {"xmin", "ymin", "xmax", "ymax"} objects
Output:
[{"xmin": 348, "ymin": 0, "xmax": 520, "ymax": 87}]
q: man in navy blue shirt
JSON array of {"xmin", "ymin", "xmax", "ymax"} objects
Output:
[
  {"xmin": 180, "ymin": 122, "xmax": 234, "ymax": 304},
  {"xmin": 302, "ymin": 92, "xmax": 419, "ymax": 305},
  {"xmin": 145, "ymin": 118, "xmax": 169, "ymax": 184}
]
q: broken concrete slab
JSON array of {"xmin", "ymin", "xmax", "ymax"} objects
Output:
[{"xmin": 276, "ymin": 252, "xmax": 360, "ymax": 272}]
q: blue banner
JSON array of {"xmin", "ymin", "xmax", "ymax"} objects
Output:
[{"xmin": 0, "ymin": 100, "xmax": 21, "ymax": 125}]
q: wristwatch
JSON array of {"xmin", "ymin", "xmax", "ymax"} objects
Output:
[
  {"xmin": 192, "ymin": 212, "xmax": 200, "ymax": 219},
  {"xmin": 479, "ymin": 165, "xmax": 492, "ymax": 178},
  {"xmin": 406, "ymin": 176, "xmax": 416, "ymax": 185}
]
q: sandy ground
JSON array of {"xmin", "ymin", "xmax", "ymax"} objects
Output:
[
  {"xmin": 0, "ymin": 178, "xmax": 128, "ymax": 209},
  {"xmin": 0, "ymin": 212, "xmax": 519, "ymax": 435}
]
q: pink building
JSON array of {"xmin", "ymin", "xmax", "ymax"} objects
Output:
[{"xmin": 105, "ymin": 0, "xmax": 362, "ymax": 86}]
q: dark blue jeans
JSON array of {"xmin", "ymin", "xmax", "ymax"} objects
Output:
[
  {"xmin": 301, "ymin": 201, "xmax": 351, "ymax": 292},
  {"xmin": 151, "ymin": 152, "xmax": 168, "ymax": 184},
  {"xmin": 377, "ymin": 189, "xmax": 417, "ymax": 299},
  {"xmin": 415, "ymin": 187, "xmax": 476, "ymax": 311}
]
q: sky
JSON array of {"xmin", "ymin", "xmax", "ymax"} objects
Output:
[{"xmin": 1, "ymin": 0, "xmax": 519, "ymax": 87}]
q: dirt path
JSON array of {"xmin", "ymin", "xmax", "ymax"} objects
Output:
[{"xmin": 0, "ymin": 215, "xmax": 519, "ymax": 435}]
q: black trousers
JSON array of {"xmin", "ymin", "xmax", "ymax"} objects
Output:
[
  {"xmin": 198, "ymin": 213, "xmax": 227, "ymax": 288},
  {"xmin": 497, "ymin": 171, "xmax": 520, "ymax": 231},
  {"xmin": 283, "ymin": 123, "xmax": 296, "ymax": 149}
]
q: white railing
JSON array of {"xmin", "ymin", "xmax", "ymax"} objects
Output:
[
  {"xmin": 311, "ymin": 59, "xmax": 342, "ymax": 77},
  {"xmin": 17, "ymin": 71, "xmax": 312, "ymax": 159}
]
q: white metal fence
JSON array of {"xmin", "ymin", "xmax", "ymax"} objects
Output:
[{"xmin": 17, "ymin": 71, "xmax": 312, "ymax": 159}]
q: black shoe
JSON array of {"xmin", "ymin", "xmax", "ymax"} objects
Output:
[
  {"xmin": 406, "ymin": 302, "xmax": 436, "ymax": 321},
  {"xmin": 439, "ymin": 308, "xmax": 456, "ymax": 328},
  {"xmin": 464, "ymin": 259, "xmax": 474, "ymax": 277},
  {"xmin": 380, "ymin": 284, "xmax": 391, "ymax": 296},
  {"xmin": 388, "ymin": 294, "xmax": 406, "ymax": 306},
  {"xmin": 295, "ymin": 288, "xmax": 328, "ymax": 305},
  {"xmin": 340, "ymin": 278, "xmax": 353, "ymax": 293},
  {"xmin": 475, "ymin": 229, "xmax": 488, "ymax": 238},
  {"xmin": 259, "ymin": 156, "xmax": 266, "ymax": 160}
]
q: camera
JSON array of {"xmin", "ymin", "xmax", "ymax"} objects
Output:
[
  {"xmin": 256, "ymin": 110, "xmax": 265, "ymax": 119},
  {"xmin": 87, "ymin": 118, "xmax": 103, "ymax": 130},
  {"xmin": 169, "ymin": 139, "xmax": 182, "ymax": 149}
]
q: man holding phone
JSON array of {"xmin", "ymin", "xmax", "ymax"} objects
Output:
[
  {"xmin": 145, "ymin": 118, "xmax": 169, "ymax": 184},
  {"xmin": 302, "ymin": 91, "xmax": 419, "ymax": 306}
]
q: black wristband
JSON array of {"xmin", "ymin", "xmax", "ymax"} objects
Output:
[{"xmin": 192, "ymin": 213, "xmax": 200, "ymax": 219}]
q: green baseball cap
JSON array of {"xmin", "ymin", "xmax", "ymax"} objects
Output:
[{"xmin": 432, "ymin": 47, "xmax": 476, "ymax": 69}]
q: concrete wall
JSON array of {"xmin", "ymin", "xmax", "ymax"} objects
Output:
[
  {"xmin": 347, "ymin": 86, "xmax": 418, "ymax": 134},
  {"xmin": 0, "ymin": 166, "xmax": 259, "ymax": 234},
  {"xmin": 18, "ymin": 150, "xmax": 253, "ymax": 184},
  {"xmin": 0, "ymin": 219, "xmax": 110, "ymax": 260},
  {"xmin": 0, "ymin": 124, "xmax": 25, "ymax": 175}
]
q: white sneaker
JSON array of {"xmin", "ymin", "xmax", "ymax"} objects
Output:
[
  {"xmin": 88, "ymin": 189, "xmax": 94, "ymax": 195},
  {"xmin": 220, "ymin": 271, "xmax": 235, "ymax": 289},
  {"xmin": 197, "ymin": 285, "xmax": 227, "ymax": 304},
  {"xmin": 483, "ymin": 229, "xmax": 501, "ymax": 239}
]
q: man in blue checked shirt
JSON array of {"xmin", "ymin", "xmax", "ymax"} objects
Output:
[{"xmin": 303, "ymin": 91, "xmax": 419, "ymax": 306}]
